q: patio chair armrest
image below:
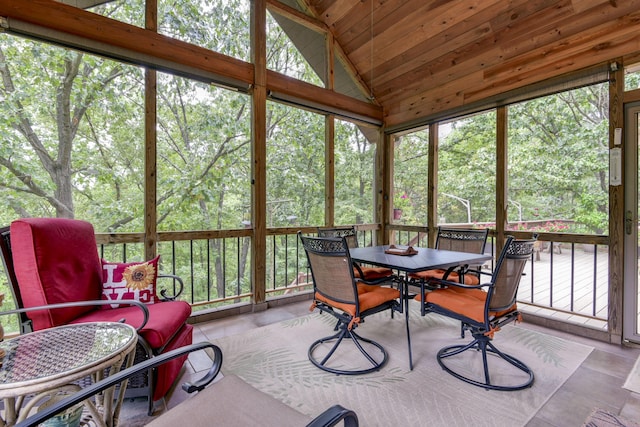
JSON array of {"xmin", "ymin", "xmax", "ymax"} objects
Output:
[
  {"xmin": 157, "ymin": 274, "xmax": 185, "ymax": 301},
  {"xmin": 455, "ymin": 263, "xmax": 485, "ymax": 275},
  {"xmin": 181, "ymin": 343, "xmax": 223, "ymax": 393},
  {"xmin": 356, "ymin": 274, "xmax": 399, "ymax": 286},
  {"xmin": 14, "ymin": 342, "xmax": 223, "ymax": 427},
  {"xmin": 0, "ymin": 300, "xmax": 150, "ymax": 332},
  {"xmin": 351, "ymin": 262, "xmax": 366, "ymax": 280},
  {"xmin": 425, "ymin": 277, "xmax": 489, "ymax": 291},
  {"xmin": 440, "ymin": 265, "xmax": 459, "ymax": 280},
  {"xmin": 305, "ymin": 404, "xmax": 359, "ymax": 427}
]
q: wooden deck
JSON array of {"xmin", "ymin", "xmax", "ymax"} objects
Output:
[{"xmin": 516, "ymin": 242, "xmax": 610, "ymax": 328}]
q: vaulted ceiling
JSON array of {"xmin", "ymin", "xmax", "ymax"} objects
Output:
[{"xmin": 304, "ymin": 0, "xmax": 640, "ymax": 129}]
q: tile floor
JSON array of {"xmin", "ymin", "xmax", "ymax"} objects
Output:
[{"xmin": 125, "ymin": 300, "xmax": 640, "ymax": 426}]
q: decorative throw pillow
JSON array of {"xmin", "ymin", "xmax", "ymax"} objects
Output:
[{"xmin": 101, "ymin": 255, "xmax": 160, "ymax": 309}]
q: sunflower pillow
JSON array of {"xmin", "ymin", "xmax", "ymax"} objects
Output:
[{"xmin": 101, "ymin": 255, "xmax": 160, "ymax": 309}]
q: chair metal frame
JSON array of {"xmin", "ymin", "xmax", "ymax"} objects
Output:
[
  {"xmin": 300, "ymin": 232, "xmax": 401, "ymax": 375},
  {"xmin": 317, "ymin": 226, "xmax": 360, "ymax": 248},
  {"xmin": 418, "ymin": 235, "xmax": 536, "ymax": 391},
  {"xmin": 317, "ymin": 226, "xmax": 393, "ymax": 281},
  {"xmin": 410, "ymin": 227, "xmax": 489, "ymax": 286}
]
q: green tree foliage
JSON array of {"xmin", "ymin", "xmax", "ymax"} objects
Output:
[
  {"xmin": 266, "ymin": 102, "xmax": 324, "ymax": 227},
  {"xmin": 267, "ymin": 11, "xmax": 324, "ymax": 86},
  {"xmin": 394, "ymin": 129, "xmax": 429, "ymax": 225},
  {"xmin": 508, "ymin": 84, "xmax": 609, "ymax": 234},
  {"xmin": 398, "ymin": 84, "xmax": 608, "ymax": 235},
  {"xmin": 159, "ymin": 0, "xmax": 250, "ymax": 61},
  {"xmin": 438, "ymin": 112, "xmax": 497, "ymax": 224},
  {"xmin": 0, "ymin": 0, "xmax": 255, "ymax": 309},
  {"xmin": 154, "ymin": 75, "xmax": 252, "ymax": 303},
  {"xmin": 334, "ymin": 120, "xmax": 376, "ymax": 225},
  {"xmin": 89, "ymin": 0, "xmax": 145, "ymax": 27},
  {"xmin": 0, "ymin": 38, "xmax": 144, "ymax": 230},
  {"xmin": 155, "ymin": 75, "xmax": 251, "ymax": 232},
  {"xmin": 625, "ymin": 70, "xmax": 640, "ymax": 91}
]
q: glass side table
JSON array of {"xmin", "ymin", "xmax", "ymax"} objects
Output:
[{"xmin": 0, "ymin": 322, "xmax": 137, "ymax": 427}]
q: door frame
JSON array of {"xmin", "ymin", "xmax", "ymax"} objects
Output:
[{"xmin": 623, "ymin": 101, "xmax": 640, "ymax": 343}]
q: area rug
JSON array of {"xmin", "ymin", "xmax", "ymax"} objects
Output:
[
  {"xmin": 583, "ymin": 408, "xmax": 640, "ymax": 427},
  {"xmin": 211, "ymin": 302, "xmax": 593, "ymax": 427},
  {"xmin": 623, "ymin": 354, "xmax": 640, "ymax": 394}
]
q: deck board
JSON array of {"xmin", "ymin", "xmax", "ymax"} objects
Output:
[{"xmin": 517, "ymin": 245, "xmax": 609, "ymax": 320}]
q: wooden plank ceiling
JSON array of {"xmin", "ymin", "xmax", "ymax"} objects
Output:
[{"xmin": 304, "ymin": 0, "xmax": 640, "ymax": 129}]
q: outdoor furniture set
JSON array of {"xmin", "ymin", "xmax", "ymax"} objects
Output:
[
  {"xmin": 0, "ymin": 218, "xmax": 535, "ymax": 425},
  {"xmin": 306, "ymin": 226, "xmax": 537, "ymax": 390}
]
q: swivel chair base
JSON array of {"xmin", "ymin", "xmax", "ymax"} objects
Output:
[
  {"xmin": 437, "ymin": 332, "xmax": 534, "ymax": 391},
  {"xmin": 309, "ymin": 325, "xmax": 388, "ymax": 375}
]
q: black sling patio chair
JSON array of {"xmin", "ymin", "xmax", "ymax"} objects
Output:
[
  {"xmin": 414, "ymin": 235, "xmax": 536, "ymax": 391},
  {"xmin": 408, "ymin": 227, "xmax": 489, "ymax": 287},
  {"xmin": 300, "ymin": 232, "xmax": 401, "ymax": 375},
  {"xmin": 317, "ymin": 226, "xmax": 394, "ymax": 281}
]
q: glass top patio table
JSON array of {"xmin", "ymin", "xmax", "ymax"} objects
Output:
[
  {"xmin": 349, "ymin": 245, "xmax": 492, "ymax": 369},
  {"xmin": 0, "ymin": 322, "xmax": 137, "ymax": 426}
]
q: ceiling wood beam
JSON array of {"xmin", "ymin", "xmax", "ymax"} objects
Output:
[
  {"xmin": 267, "ymin": 71, "xmax": 383, "ymax": 124},
  {"xmin": 0, "ymin": 0, "xmax": 254, "ymax": 85},
  {"xmin": 0, "ymin": 0, "xmax": 382, "ymax": 124}
]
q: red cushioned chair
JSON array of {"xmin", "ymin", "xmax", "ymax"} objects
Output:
[{"xmin": 0, "ymin": 218, "xmax": 193, "ymax": 415}]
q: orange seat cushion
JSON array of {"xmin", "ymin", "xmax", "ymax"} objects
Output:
[
  {"xmin": 356, "ymin": 283, "xmax": 381, "ymax": 294},
  {"xmin": 416, "ymin": 288, "xmax": 515, "ymax": 323},
  {"xmin": 315, "ymin": 286, "xmax": 399, "ymax": 318},
  {"xmin": 409, "ymin": 269, "xmax": 480, "ymax": 286}
]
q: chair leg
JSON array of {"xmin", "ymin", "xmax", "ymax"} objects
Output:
[
  {"xmin": 308, "ymin": 324, "xmax": 388, "ymax": 376},
  {"xmin": 147, "ymin": 366, "xmax": 156, "ymax": 415},
  {"xmin": 436, "ymin": 333, "xmax": 534, "ymax": 391},
  {"xmin": 349, "ymin": 330, "xmax": 383, "ymax": 367}
]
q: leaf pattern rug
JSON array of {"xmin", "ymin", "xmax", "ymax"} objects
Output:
[{"xmin": 212, "ymin": 302, "xmax": 593, "ymax": 427}]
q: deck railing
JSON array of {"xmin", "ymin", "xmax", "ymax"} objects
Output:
[
  {"xmin": 0, "ymin": 224, "xmax": 609, "ymax": 334},
  {"xmin": 92, "ymin": 225, "xmax": 383, "ymax": 311},
  {"xmin": 97, "ymin": 229, "xmax": 259, "ymax": 311},
  {"xmin": 265, "ymin": 225, "xmax": 381, "ymax": 297},
  {"xmin": 389, "ymin": 225, "xmax": 610, "ymax": 322}
]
